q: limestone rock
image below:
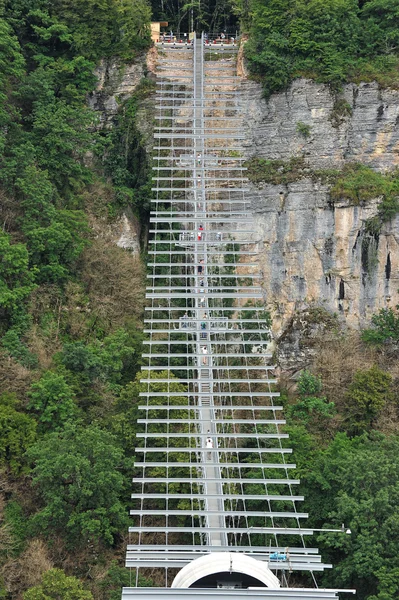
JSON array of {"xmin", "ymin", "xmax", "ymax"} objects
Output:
[
  {"xmin": 114, "ymin": 211, "xmax": 141, "ymax": 253},
  {"xmin": 242, "ymin": 79, "xmax": 399, "ymax": 170},
  {"xmin": 242, "ymin": 79, "xmax": 399, "ymax": 336},
  {"xmin": 88, "ymin": 57, "xmax": 145, "ymax": 127}
]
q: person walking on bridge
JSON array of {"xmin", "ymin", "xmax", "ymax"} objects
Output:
[{"xmin": 206, "ymin": 436, "xmax": 213, "ymax": 460}]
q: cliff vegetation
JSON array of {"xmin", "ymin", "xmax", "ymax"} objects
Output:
[
  {"xmin": 0, "ymin": 0, "xmax": 151, "ymax": 597},
  {"xmin": 1, "ymin": 1, "xmax": 399, "ymax": 600},
  {"xmin": 239, "ymin": 0, "xmax": 399, "ymax": 97}
]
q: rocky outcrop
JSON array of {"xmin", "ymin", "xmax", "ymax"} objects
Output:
[
  {"xmin": 241, "ymin": 78, "xmax": 399, "ymax": 335},
  {"xmin": 88, "ymin": 53, "xmax": 155, "ymax": 253},
  {"xmin": 88, "ymin": 56, "xmax": 146, "ymax": 128},
  {"xmin": 242, "ymin": 79, "xmax": 399, "ymax": 170}
]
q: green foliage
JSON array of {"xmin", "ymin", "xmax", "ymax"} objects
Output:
[
  {"xmin": 296, "ymin": 121, "xmax": 311, "ymax": 138},
  {"xmin": 97, "ymin": 561, "xmax": 153, "ymax": 600},
  {"xmin": 288, "ymin": 371, "xmax": 335, "ymax": 427},
  {"xmin": 15, "ymin": 165, "xmax": 90, "ymax": 283},
  {"xmin": 245, "ymin": 155, "xmax": 340, "ymax": 185},
  {"xmin": 344, "ymin": 365, "xmax": 393, "ymax": 433},
  {"xmin": 0, "ymin": 393, "xmax": 36, "ymax": 473},
  {"xmin": 329, "ymin": 97, "xmax": 352, "ymax": 128},
  {"xmin": 298, "ymin": 370, "xmax": 322, "ymax": 396},
  {"xmin": 102, "ymin": 79, "xmax": 155, "ymax": 218},
  {"xmin": 0, "ymin": 18, "xmax": 25, "ymax": 153},
  {"xmin": 0, "ymin": 230, "xmax": 36, "ymax": 317},
  {"xmin": 28, "ymin": 424, "xmax": 129, "ymax": 546},
  {"xmin": 246, "ymin": 158, "xmax": 399, "ymax": 224},
  {"xmin": 24, "ymin": 568, "xmax": 93, "ymax": 600},
  {"xmin": 0, "ymin": 0, "xmax": 151, "ymax": 590},
  {"xmin": 61, "ymin": 328, "xmax": 137, "ymax": 392},
  {"xmin": 301, "ymin": 433, "xmax": 399, "ymax": 597},
  {"xmin": 48, "ymin": 0, "xmax": 151, "ymax": 61},
  {"xmin": 29, "ymin": 99, "xmax": 95, "ymax": 191},
  {"xmin": 362, "ymin": 306, "xmax": 399, "ymax": 346},
  {"xmin": 1, "ymin": 310, "xmax": 39, "ymax": 368},
  {"xmin": 330, "ymin": 163, "xmax": 399, "ymax": 208},
  {"xmin": 3, "ymin": 500, "xmax": 27, "ymax": 551},
  {"xmin": 244, "ymin": 0, "xmax": 399, "ymax": 95},
  {"xmin": 28, "ymin": 371, "xmax": 78, "ymax": 431}
]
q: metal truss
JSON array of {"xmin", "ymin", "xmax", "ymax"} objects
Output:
[{"xmin": 122, "ymin": 34, "xmax": 355, "ymax": 600}]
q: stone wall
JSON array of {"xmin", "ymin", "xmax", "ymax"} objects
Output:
[{"xmin": 241, "ymin": 78, "xmax": 399, "ymax": 335}]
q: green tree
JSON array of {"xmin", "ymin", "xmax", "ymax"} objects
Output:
[
  {"xmin": 30, "ymin": 98, "xmax": 95, "ymax": 192},
  {"xmin": 0, "ymin": 18, "xmax": 25, "ymax": 153},
  {"xmin": 362, "ymin": 306, "xmax": 399, "ymax": 346},
  {"xmin": 298, "ymin": 369, "xmax": 322, "ymax": 396},
  {"xmin": 28, "ymin": 371, "xmax": 77, "ymax": 430},
  {"xmin": 24, "ymin": 568, "xmax": 93, "ymax": 600},
  {"xmin": 15, "ymin": 165, "xmax": 90, "ymax": 283},
  {"xmin": 61, "ymin": 328, "xmax": 137, "ymax": 387},
  {"xmin": 344, "ymin": 365, "xmax": 393, "ymax": 433},
  {"xmin": 288, "ymin": 370, "xmax": 335, "ymax": 428},
  {"xmin": 302, "ymin": 433, "xmax": 399, "ymax": 598},
  {"xmin": 0, "ymin": 230, "xmax": 36, "ymax": 317},
  {"xmin": 28, "ymin": 424, "xmax": 128, "ymax": 546},
  {"xmin": 49, "ymin": 0, "xmax": 150, "ymax": 60},
  {"xmin": 244, "ymin": 0, "xmax": 399, "ymax": 95},
  {"xmin": 0, "ymin": 393, "xmax": 36, "ymax": 473}
]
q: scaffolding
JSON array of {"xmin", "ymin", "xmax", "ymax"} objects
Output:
[{"xmin": 122, "ymin": 34, "xmax": 355, "ymax": 600}]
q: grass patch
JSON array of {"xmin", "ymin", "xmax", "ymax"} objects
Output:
[
  {"xmin": 329, "ymin": 98, "xmax": 352, "ymax": 128},
  {"xmin": 296, "ymin": 121, "xmax": 311, "ymax": 138},
  {"xmin": 245, "ymin": 158, "xmax": 399, "ymax": 227},
  {"xmin": 245, "ymin": 156, "xmax": 339, "ymax": 185}
]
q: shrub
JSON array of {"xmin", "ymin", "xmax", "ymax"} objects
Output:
[
  {"xmin": 24, "ymin": 569, "xmax": 93, "ymax": 600},
  {"xmin": 362, "ymin": 307, "xmax": 399, "ymax": 346},
  {"xmin": 296, "ymin": 121, "xmax": 311, "ymax": 138},
  {"xmin": 27, "ymin": 372, "xmax": 78, "ymax": 431},
  {"xmin": 344, "ymin": 365, "xmax": 393, "ymax": 433}
]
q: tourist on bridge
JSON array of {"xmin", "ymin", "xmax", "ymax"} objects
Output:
[
  {"xmin": 198, "ymin": 259, "xmax": 204, "ymax": 274},
  {"xmin": 198, "ymin": 225, "xmax": 204, "ymax": 241},
  {"xmin": 201, "ymin": 346, "xmax": 208, "ymax": 365},
  {"xmin": 206, "ymin": 436, "xmax": 213, "ymax": 459}
]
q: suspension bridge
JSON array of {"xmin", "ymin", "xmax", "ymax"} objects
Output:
[{"xmin": 121, "ymin": 34, "xmax": 355, "ymax": 600}]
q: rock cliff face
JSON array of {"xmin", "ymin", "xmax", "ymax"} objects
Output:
[
  {"xmin": 88, "ymin": 57, "xmax": 146, "ymax": 127},
  {"xmin": 241, "ymin": 78, "xmax": 399, "ymax": 336},
  {"xmin": 88, "ymin": 54, "xmax": 155, "ymax": 251},
  {"xmin": 90, "ymin": 53, "xmax": 399, "ymax": 339}
]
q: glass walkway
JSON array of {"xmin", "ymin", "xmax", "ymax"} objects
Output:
[{"xmin": 121, "ymin": 34, "xmax": 355, "ymax": 600}]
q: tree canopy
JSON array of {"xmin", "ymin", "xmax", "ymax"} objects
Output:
[
  {"xmin": 28, "ymin": 424, "xmax": 129, "ymax": 546},
  {"xmin": 24, "ymin": 569, "xmax": 93, "ymax": 600},
  {"xmin": 242, "ymin": 0, "xmax": 399, "ymax": 96}
]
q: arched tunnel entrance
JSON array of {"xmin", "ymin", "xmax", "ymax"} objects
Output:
[{"xmin": 172, "ymin": 553, "xmax": 281, "ymax": 590}]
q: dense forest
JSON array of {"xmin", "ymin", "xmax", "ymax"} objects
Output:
[{"xmin": 0, "ymin": 0, "xmax": 399, "ymax": 598}]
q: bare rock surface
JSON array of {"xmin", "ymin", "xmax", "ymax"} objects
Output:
[
  {"xmin": 242, "ymin": 78, "xmax": 399, "ymax": 336},
  {"xmin": 242, "ymin": 79, "xmax": 399, "ymax": 170},
  {"xmin": 88, "ymin": 57, "xmax": 146, "ymax": 127}
]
